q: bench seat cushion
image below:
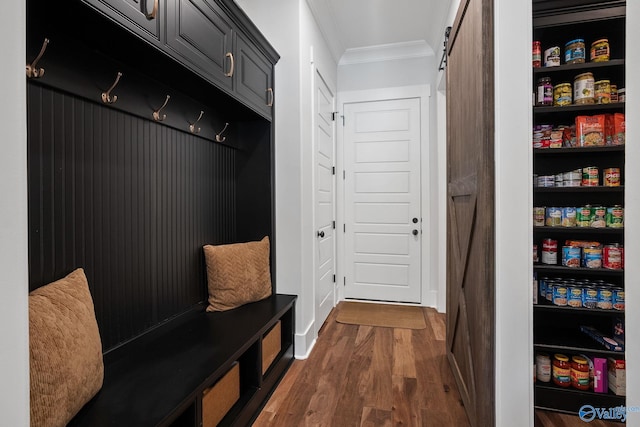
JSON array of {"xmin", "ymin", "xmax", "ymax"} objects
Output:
[
  {"xmin": 29, "ymin": 268, "xmax": 104, "ymax": 427},
  {"xmin": 204, "ymin": 236, "xmax": 272, "ymax": 311}
]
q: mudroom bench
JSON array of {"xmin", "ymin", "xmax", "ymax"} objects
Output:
[{"xmin": 69, "ymin": 294, "xmax": 296, "ymax": 427}]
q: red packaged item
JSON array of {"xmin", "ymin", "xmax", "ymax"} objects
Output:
[
  {"xmin": 613, "ymin": 113, "xmax": 625, "ymax": 145},
  {"xmin": 576, "ymin": 115, "xmax": 606, "ymax": 147}
]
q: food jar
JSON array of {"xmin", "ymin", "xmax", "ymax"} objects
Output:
[
  {"xmin": 536, "ymin": 353, "xmax": 551, "ymax": 383},
  {"xmin": 618, "ymin": 88, "xmax": 626, "ymax": 102},
  {"xmin": 552, "ymin": 354, "xmax": 571, "ymax": 387},
  {"xmin": 553, "ymin": 83, "xmax": 572, "ymax": 106},
  {"xmin": 595, "ymin": 80, "xmax": 611, "ymax": 104},
  {"xmin": 544, "ymin": 46, "xmax": 561, "ymax": 67},
  {"xmin": 533, "ymin": 41, "xmax": 542, "ymax": 68},
  {"xmin": 571, "ymin": 356, "xmax": 590, "ymax": 390},
  {"xmin": 611, "ymin": 84, "xmax": 618, "ymax": 102},
  {"xmin": 537, "ymin": 77, "xmax": 553, "ymax": 106},
  {"xmin": 574, "ymin": 72, "xmax": 595, "ymax": 105},
  {"xmin": 565, "ymin": 39, "xmax": 586, "ymax": 64},
  {"xmin": 591, "ymin": 38, "xmax": 610, "ymax": 62}
]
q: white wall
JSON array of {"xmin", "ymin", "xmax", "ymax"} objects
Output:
[
  {"xmin": 494, "ymin": 0, "xmax": 534, "ymax": 425},
  {"xmin": 624, "ymin": 0, "xmax": 640, "ymax": 423},
  {"xmin": 0, "ymin": 0, "xmax": 30, "ymax": 425},
  {"xmin": 234, "ymin": 0, "xmax": 337, "ymax": 357}
]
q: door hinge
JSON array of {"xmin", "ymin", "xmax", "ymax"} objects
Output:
[
  {"xmin": 343, "ymin": 224, "xmax": 346, "ymax": 233},
  {"xmin": 343, "ymin": 277, "xmax": 346, "ymax": 286},
  {"xmin": 333, "ymin": 274, "xmax": 336, "ymax": 283},
  {"xmin": 332, "ymin": 220, "xmax": 336, "ymax": 229},
  {"xmin": 332, "ymin": 166, "xmax": 335, "ymax": 175},
  {"xmin": 341, "ymin": 115, "xmax": 345, "ymax": 126},
  {"xmin": 343, "ymin": 170, "xmax": 345, "ymax": 180}
]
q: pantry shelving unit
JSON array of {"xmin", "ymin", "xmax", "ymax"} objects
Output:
[{"xmin": 532, "ymin": 0, "xmax": 626, "ymax": 416}]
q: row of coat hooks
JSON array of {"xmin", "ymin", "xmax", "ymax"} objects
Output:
[{"xmin": 26, "ymin": 38, "xmax": 230, "ymax": 142}]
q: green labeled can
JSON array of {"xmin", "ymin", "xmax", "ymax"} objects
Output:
[
  {"xmin": 606, "ymin": 205, "xmax": 624, "ymax": 228},
  {"xmin": 577, "ymin": 205, "xmax": 592, "ymax": 227}
]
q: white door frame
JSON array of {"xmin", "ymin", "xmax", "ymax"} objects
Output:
[{"xmin": 336, "ymin": 84, "xmax": 433, "ymax": 306}]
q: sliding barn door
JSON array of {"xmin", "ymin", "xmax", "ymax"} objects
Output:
[{"xmin": 446, "ymin": 0, "xmax": 495, "ymax": 426}]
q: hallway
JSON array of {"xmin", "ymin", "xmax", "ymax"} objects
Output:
[{"xmin": 254, "ymin": 302, "xmax": 622, "ymax": 427}]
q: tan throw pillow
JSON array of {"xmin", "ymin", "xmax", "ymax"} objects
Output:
[
  {"xmin": 204, "ymin": 236, "xmax": 272, "ymax": 312},
  {"xmin": 29, "ymin": 268, "xmax": 104, "ymax": 427}
]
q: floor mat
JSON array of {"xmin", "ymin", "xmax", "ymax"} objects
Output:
[{"xmin": 335, "ymin": 301, "xmax": 426, "ymax": 329}]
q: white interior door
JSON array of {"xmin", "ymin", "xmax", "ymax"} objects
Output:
[
  {"xmin": 343, "ymin": 98, "xmax": 422, "ymax": 303},
  {"xmin": 314, "ymin": 70, "xmax": 336, "ymax": 334}
]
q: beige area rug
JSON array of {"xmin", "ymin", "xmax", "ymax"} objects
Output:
[{"xmin": 335, "ymin": 301, "xmax": 426, "ymax": 329}]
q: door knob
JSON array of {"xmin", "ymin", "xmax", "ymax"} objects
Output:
[
  {"xmin": 317, "ymin": 230, "xmax": 325, "ymax": 238},
  {"xmin": 412, "ymin": 229, "xmax": 419, "ymax": 236},
  {"xmin": 412, "ymin": 217, "xmax": 418, "ymax": 223}
]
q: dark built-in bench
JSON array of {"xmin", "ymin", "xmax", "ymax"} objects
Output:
[{"xmin": 69, "ymin": 294, "xmax": 296, "ymax": 427}]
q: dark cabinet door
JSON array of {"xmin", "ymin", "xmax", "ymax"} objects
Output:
[
  {"xmin": 85, "ymin": 0, "xmax": 162, "ymax": 41},
  {"xmin": 235, "ymin": 32, "xmax": 274, "ymax": 118},
  {"xmin": 166, "ymin": 0, "xmax": 233, "ymax": 90}
]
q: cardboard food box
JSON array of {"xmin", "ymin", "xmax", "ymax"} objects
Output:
[
  {"xmin": 593, "ymin": 357, "xmax": 608, "ymax": 393},
  {"xmin": 262, "ymin": 320, "xmax": 282, "ymax": 375},
  {"xmin": 202, "ymin": 363, "xmax": 240, "ymax": 427},
  {"xmin": 607, "ymin": 358, "xmax": 626, "ymax": 396}
]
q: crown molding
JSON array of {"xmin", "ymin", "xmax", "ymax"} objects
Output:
[{"xmin": 339, "ymin": 40, "xmax": 435, "ymax": 65}]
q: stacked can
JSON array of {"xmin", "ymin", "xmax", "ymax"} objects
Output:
[{"xmin": 538, "ymin": 277, "xmax": 624, "ymax": 311}]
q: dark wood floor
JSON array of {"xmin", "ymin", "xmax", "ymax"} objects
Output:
[{"xmin": 254, "ymin": 302, "xmax": 621, "ymax": 427}]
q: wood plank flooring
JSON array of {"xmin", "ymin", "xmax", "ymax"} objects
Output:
[{"xmin": 253, "ymin": 302, "xmax": 622, "ymax": 427}]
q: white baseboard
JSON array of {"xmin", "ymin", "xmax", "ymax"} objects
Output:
[{"xmin": 294, "ymin": 320, "xmax": 317, "ymax": 359}]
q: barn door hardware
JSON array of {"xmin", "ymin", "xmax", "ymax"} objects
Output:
[
  {"xmin": 438, "ymin": 26, "xmax": 452, "ymax": 72},
  {"xmin": 101, "ymin": 72, "xmax": 123, "ymax": 104},
  {"xmin": 26, "ymin": 38, "xmax": 50, "ymax": 79}
]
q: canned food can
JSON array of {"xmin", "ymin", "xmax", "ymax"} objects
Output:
[
  {"xmin": 539, "ymin": 277, "xmax": 547, "ymax": 298},
  {"xmin": 568, "ymin": 286, "xmax": 583, "ymax": 308},
  {"xmin": 577, "ymin": 206, "xmax": 592, "ymax": 227},
  {"xmin": 546, "ymin": 281, "xmax": 554, "ymax": 302},
  {"xmin": 606, "ymin": 206, "xmax": 624, "ymax": 228},
  {"xmin": 561, "ymin": 207, "xmax": 577, "ymax": 227},
  {"xmin": 545, "ymin": 207, "xmax": 562, "ymax": 227},
  {"xmin": 533, "ymin": 41, "xmax": 542, "ymax": 68},
  {"xmin": 591, "ymin": 206, "xmax": 606, "ymax": 228},
  {"xmin": 582, "ymin": 166, "xmax": 599, "ymax": 186},
  {"xmin": 619, "ymin": 88, "xmax": 626, "ymax": 102},
  {"xmin": 582, "ymin": 246, "xmax": 603, "ymax": 269},
  {"xmin": 542, "ymin": 238, "xmax": 558, "ymax": 265},
  {"xmin": 603, "ymin": 168, "xmax": 620, "ymax": 187},
  {"xmin": 562, "ymin": 246, "xmax": 581, "ymax": 267},
  {"xmin": 611, "ymin": 84, "xmax": 618, "ymax": 102},
  {"xmin": 612, "ymin": 288, "xmax": 625, "ymax": 311},
  {"xmin": 553, "ymin": 284, "xmax": 568, "ymax": 306},
  {"xmin": 603, "ymin": 244, "xmax": 623, "ymax": 270},
  {"xmin": 538, "ymin": 175, "xmax": 555, "ymax": 187},
  {"xmin": 583, "ymin": 286, "xmax": 598, "ymax": 309},
  {"xmin": 533, "ymin": 244, "xmax": 539, "ymax": 263},
  {"xmin": 597, "ymin": 286, "xmax": 613, "ymax": 310},
  {"xmin": 534, "ymin": 207, "xmax": 546, "ymax": 226}
]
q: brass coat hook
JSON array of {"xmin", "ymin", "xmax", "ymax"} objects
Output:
[
  {"xmin": 153, "ymin": 95, "xmax": 171, "ymax": 122},
  {"xmin": 26, "ymin": 38, "xmax": 50, "ymax": 79},
  {"xmin": 102, "ymin": 72, "xmax": 123, "ymax": 104},
  {"xmin": 215, "ymin": 122, "xmax": 230, "ymax": 143},
  {"xmin": 189, "ymin": 111, "xmax": 204, "ymax": 134}
]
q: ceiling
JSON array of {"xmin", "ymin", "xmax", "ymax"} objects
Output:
[{"xmin": 306, "ymin": 0, "xmax": 454, "ymax": 64}]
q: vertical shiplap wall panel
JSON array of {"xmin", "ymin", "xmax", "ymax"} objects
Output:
[{"xmin": 27, "ymin": 84, "xmax": 236, "ymax": 350}]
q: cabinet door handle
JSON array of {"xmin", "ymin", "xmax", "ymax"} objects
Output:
[
  {"xmin": 144, "ymin": 0, "xmax": 158, "ymax": 20},
  {"xmin": 267, "ymin": 88, "xmax": 274, "ymax": 107},
  {"xmin": 225, "ymin": 52, "xmax": 235, "ymax": 77}
]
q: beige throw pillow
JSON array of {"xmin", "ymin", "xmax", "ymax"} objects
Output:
[
  {"xmin": 29, "ymin": 268, "xmax": 104, "ymax": 427},
  {"xmin": 204, "ymin": 236, "xmax": 272, "ymax": 312}
]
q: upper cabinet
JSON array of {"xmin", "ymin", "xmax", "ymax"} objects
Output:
[
  {"xmin": 235, "ymin": 32, "xmax": 274, "ymax": 118},
  {"xmin": 84, "ymin": 0, "xmax": 162, "ymax": 42},
  {"xmin": 166, "ymin": 0, "xmax": 234, "ymax": 90},
  {"xmin": 81, "ymin": 0, "xmax": 278, "ymax": 119}
]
